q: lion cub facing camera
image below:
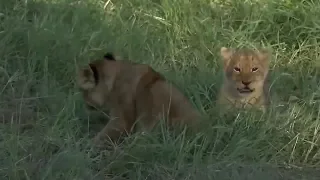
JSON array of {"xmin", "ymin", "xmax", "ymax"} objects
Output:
[
  {"xmin": 77, "ymin": 53, "xmax": 201, "ymax": 145},
  {"xmin": 217, "ymin": 47, "xmax": 271, "ymax": 112}
]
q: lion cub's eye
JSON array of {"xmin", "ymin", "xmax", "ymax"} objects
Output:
[
  {"xmin": 234, "ymin": 67, "xmax": 241, "ymax": 72},
  {"xmin": 252, "ymin": 67, "xmax": 258, "ymax": 72}
]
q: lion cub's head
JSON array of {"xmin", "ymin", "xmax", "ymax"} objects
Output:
[
  {"xmin": 76, "ymin": 53, "xmax": 116, "ymax": 110},
  {"xmin": 220, "ymin": 47, "xmax": 270, "ymax": 96}
]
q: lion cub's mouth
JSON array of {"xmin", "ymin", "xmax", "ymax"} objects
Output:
[{"xmin": 237, "ymin": 87, "xmax": 254, "ymax": 94}]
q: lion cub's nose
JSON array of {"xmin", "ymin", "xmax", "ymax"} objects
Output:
[{"xmin": 242, "ymin": 81, "xmax": 251, "ymax": 86}]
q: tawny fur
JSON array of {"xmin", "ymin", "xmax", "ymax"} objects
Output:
[
  {"xmin": 76, "ymin": 54, "xmax": 201, "ymax": 145},
  {"xmin": 217, "ymin": 47, "xmax": 271, "ymax": 112}
]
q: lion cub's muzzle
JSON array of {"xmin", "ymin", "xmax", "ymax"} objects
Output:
[{"xmin": 237, "ymin": 81, "xmax": 254, "ymax": 94}]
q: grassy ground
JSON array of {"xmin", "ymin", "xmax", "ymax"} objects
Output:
[{"xmin": 1, "ymin": 0, "xmax": 320, "ymax": 179}]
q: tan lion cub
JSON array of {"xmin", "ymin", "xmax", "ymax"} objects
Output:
[
  {"xmin": 77, "ymin": 53, "xmax": 201, "ymax": 145},
  {"xmin": 217, "ymin": 47, "xmax": 271, "ymax": 112}
]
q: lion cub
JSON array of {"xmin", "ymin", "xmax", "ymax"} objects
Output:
[
  {"xmin": 77, "ymin": 53, "xmax": 201, "ymax": 145},
  {"xmin": 217, "ymin": 47, "xmax": 270, "ymax": 112}
]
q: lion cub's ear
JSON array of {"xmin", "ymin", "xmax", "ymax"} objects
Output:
[
  {"xmin": 257, "ymin": 49, "xmax": 270, "ymax": 61},
  {"xmin": 103, "ymin": 52, "xmax": 116, "ymax": 61},
  {"xmin": 77, "ymin": 63, "xmax": 99, "ymax": 90},
  {"xmin": 257, "ymin": 49, "xmax": 271, "ymax": 67},
  {"xmin": 220, "ymin": 47, "xmax": 234, "ymax": 68}
]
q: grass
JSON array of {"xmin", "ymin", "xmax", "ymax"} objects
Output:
[{"xmin": 1, "ymin": 0, "xmax": 320, "ymax": 179}]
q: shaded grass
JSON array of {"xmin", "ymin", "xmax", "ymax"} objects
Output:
[{"xmin": 1, "ymin": 0, "xmax": 320, "ymax": 179}]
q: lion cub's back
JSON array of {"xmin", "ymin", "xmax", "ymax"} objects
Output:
[{"xmin": 149, "ymin": 80, "xmax": 200, "ymax": 127}]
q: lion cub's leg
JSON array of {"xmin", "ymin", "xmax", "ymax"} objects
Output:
[{"xmin": 93, "ymin": 108, "xmax": 135, "ymax": 146}]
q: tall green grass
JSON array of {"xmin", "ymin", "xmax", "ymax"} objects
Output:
[{"xmin": 0, "ymin": 0, "xmax": 320, "ymax": 179}]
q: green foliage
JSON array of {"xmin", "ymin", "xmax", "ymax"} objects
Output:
[{"xmin": 0, "ymin": 0, "xmax": 320, "ymax": 179}]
